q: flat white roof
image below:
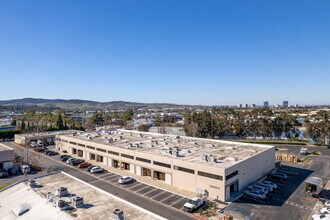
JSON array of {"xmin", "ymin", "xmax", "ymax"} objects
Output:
[
  {"xmin": 0, "ymin": 173, "xmax": 162, "ymax": 220},
  {"xmin": 59, "ymin": 129, "xmax": 274, "ymax": 168}
]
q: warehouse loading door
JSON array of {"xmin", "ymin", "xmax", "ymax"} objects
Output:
[
  {"xmin": 142, "ymin": 168, "xmax": 151, "ymax": 177},
  {"xmin": 153, "ymin": 171, "xmax": 165, "ymax": 181}
]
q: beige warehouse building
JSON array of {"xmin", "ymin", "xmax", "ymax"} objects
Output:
[{"xmin": 55, "ymin": 129, "xmax": 275, "ymax": 201}]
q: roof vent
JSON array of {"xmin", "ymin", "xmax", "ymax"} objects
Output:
[{"xmin": 113, "ymin": 208, "xmax": 124, "ymax": 220}]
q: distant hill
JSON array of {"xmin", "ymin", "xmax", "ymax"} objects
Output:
[{"xmin": 0, "ymin": 98, "xmax": 200, "ymax": 110}]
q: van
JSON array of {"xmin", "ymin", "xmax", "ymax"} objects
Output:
[{"xmin": 20, "ymin": 164, "xmax": 31, "ymax": 174}]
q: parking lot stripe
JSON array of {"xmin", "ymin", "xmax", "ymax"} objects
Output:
[
  {"xmin": 126, "ymin": 182, "xmax": 143, "ymax": 190},
  {"xmin": 160, "ymin": 194, "xmax": 177, "ymax": 203},
  {"xmin": 135, "ymin": 185, "xmax": 151, "ymax": 193}
]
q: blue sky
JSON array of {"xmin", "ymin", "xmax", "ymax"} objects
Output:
[{"xmin": 0, "ymin": 1, "xmax": 329, "ymax": 105}]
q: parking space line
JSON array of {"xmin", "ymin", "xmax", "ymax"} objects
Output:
[
  {"xmin": 170, "ymin": 197, "xmax": 186, "ymax": 205},
  {"xmin": 160, "ymin": 194, "xmax": 177, "ymax": 203},
  {"xmin": 151, "ymin": 191, "xmax": 168, "ymax": 199},
  {"xmin": 126, "ymin": 182, "xmax": 143, "ymax": 189},
  {"xmin": 135, "ymin": 185, "xmax": 151, "ymax": 193}
]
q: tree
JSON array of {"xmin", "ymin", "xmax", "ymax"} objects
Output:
[
  {"xmin": 87, "ymin": 113, "xmax": 104, "ymax": 129},
  {"xmin": 56, "ymin": 113, "xmax": 64, "ymax": 130},
  {"xmin": 122, "ymin": 108, "xmax": 134, "ymax": 121}
]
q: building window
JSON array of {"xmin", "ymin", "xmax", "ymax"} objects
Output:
[
  {"xmin": 86, "ymin": 145, "xmax": 95, "ymax": 150},
  {"xmin": 226, "ymin": 171, "xmax": 238, "ymax": 181},
  {"xmin": 62, "ymin": 140, "xmax": 68, "ymax": 143},
  {"xmin": 121, "ymin": 153, "xmax": 134, "ymax": 159},
  {"xmin": 153, "ymin": 161, "xmax": 171, "ymax": 168},
  {"xmin": 108, "ymin": 150, "xmax": 119, "ymax": 156},
  {"xmin": 69, "ymin": 141, "xmax": 77, "ymax": 145},
  {"xmin": 198, "ymin": 171, "xmax": 223, "ymax": 180},
  {"xmin": 136, "ymin": 157, "xmax": 151, "ymax": 163},
  {"xmin": 78, "ymin": 143, "xmax": 85, "ymax": 147},
  {"xmin": 97, "ymin": 148, "xmax": 106, "ymax": 153},
  {"xmin": 174, "ymin": 166, "xmax": 195, "ymax": 174}
]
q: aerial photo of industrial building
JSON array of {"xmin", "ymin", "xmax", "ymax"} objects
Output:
[{"xmin": 55, "ymin": 129, "xmax": 276, "ymax": 202}]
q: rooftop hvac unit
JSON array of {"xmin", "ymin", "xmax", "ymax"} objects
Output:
[
  {"xmin": 201, "ymin": 154, "xmax": 208, "ymax": 161},
  {"xmin": 113, "ymin": 208, "xmax": 124, "ymax": 220},
  {"xmin": 86, "ymin": 136, "xmax": 92, "ymax": 140},
  {"xmin": 56, "ymin": 187, "xmax": 68, "ymax": 197},
  {"xmin": 108, "ymin": 138, "xmax": 114, "ymax": 143},
  {"xmin": 72, "ymin": 132, "xmax": 77, "ymax": 136},
  {"xmin": 139, "ymin": 133, "xmax": 143, "ymax": 137},
  {"xmin": 53, "ymin": 199, "xmax": 66, "ymax": 208},
  {"xmin": 28, "ymin": 179, "xmax": 36, "ymax": 187},
  {"xmin": 71, "ymin": 196, "xmax": 84, "ymax": 208}
]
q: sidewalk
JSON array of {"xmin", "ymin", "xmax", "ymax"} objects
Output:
[{"xmin": 90, "ymin": 160, "xmax": 196, "ymax": 199}]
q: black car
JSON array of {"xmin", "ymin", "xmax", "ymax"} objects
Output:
[
  {"xmin": 44, "ymin": 142, "xmax": 49, "ymax": 146},
  {"xmin": 60, "ymin": 155, "xmax": 69, "ymax": 159},
  {"xmin": 48, "ymin": 151, "xmax": 59, "ymax": 156},
  {"xmin": 0, "ymin": 169, "xmax": 9, "ymax": 178},
  {"xmin": 71, "ymin": 159, "xmax": 85, "ymax": 166},
  {"xmin": 45, "ymin": 150, "xmax": 52, "ymax": 155}
]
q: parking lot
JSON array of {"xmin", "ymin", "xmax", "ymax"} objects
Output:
[
  {"xmin": 51, "ymin": 154, "xmax": 190, "ymax": 211},
  {"xmin": 225, "ymin": 145, "xmax": 330, "ymax": 220}
]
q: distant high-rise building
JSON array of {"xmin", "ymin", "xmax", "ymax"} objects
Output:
[
  {"xmin": 245, "ymin": 104, "xmax": 249, "ymax": 108},
  {"xmin": 251, "ymin": 104, "xmax": 256, "ymax": 108},
  {"xmin": 283, "ymin": 101, "xmax": 289, "ymax": 108},
  {"xmin": 263, "ymin": 101, "xmax": 269, "ymax": 107},
  {"xmin": 237, "ymin": 104, "xmax": 242, "ymax": 108}
]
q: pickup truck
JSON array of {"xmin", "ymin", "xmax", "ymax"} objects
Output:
[{"xmin": 183, "ymin": 196, "xmax": 207, "ymax": 212}]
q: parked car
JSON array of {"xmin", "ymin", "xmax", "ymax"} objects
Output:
[
  {"xmin": 30, "ymin": 141, "xmax": 37, "ymax": 147},
  {"xmin": 8, "ymin": 167, "xmax": 19, "ymax": 175},
  {"xmin": 248, "ymin": 185, "xmax": 269, "ymax": 194},
  {"xmin": 45, "ymin": 150, "xmax": 52, "ymax": 155},
  {"xmin": 90, "ymin": 166, "xmax": 104, "ymax": 174},
  {"xmin": 257, "ymin": 182, "xmax": 274, "ymax": 191},
  {"xmin": 43, "ymin": 142, "xmax": 49, "ymax": 146},
  {"xmin": 0, "ymin": 169, "xmax": 9, "ymax": 178},
  {"xmin": 61, "ymin": 156, "xmax": 71, "ymax": 162},
  {"xmin": 67, "ymin": 158, "xmax": 77, "ymax": 164},
  {"xmin": 312, "ymin": 214, "xmax": 330, "ymax": 220},
  {"xmin": 118, "ymin": 176, "xmax": 134, "ymax": 184},
  {"xmin": 60, "ymin": 155, "xmax": 69, "ymax": 159},
  {"xmin": 321, "ymin": 207, "xmax": 330, "ymax": 214},
  {"xmin": 300, "ymin": 147, "xmax": 308, "ymax": 155},
  {"xmin": 244, "ymin": 189, "xmax": 266, "ymax": 200},
  {"xmin": 325, "ymin": 200, "xmax": 330, "ymax": 207},
  {"xmin": 48, "ymin": 151, "xmax": 59, "ymax": 156},
  {"xmin": 78, "ymin": 162, "xmax": 92, "ymax": 169},
  {"xmin": 262, "ymin": 180, "xmax": 277, "ymax": 189},
  {"xmin": 72, "ymin": 159, "xmax": 85, "ymax": 166},
  {"xmin": 269, "ymin": 172, "xmax": 288, "ymax": 181}
]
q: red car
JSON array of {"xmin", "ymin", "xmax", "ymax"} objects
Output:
[{"xmin": 78, "ymin": 162, "xmax": 92, "ymax": 168}]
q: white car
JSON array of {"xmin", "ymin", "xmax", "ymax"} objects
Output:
[
  {"xmin": 244, "ymin": 189, "xmax": 266, "ymax": 200},
  {"xmin": 325, "ymin": 200, "xmax": 330, "ymax": 207},
  {"xmin": 321, "ymin": 207, "xmax": 330, "ymax": 214},
  {"xmin": 118, "ymin": 176, "xmax": 134, "ymax": 184},
  {"xmin": 263, "ymin": 180, "xmax": 277, "ymax": 189},
  {"xmin": 90, "ymin": 167, "xmax": 104, "ymax": 174},
  {"xmin": 312, "ymin": 214, "xmax": 330, "ymax": 220}
]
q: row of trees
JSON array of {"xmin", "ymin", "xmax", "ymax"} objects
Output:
[
  {"xmin": 184, "ymin": 108, "xmax": 301, "ymax": 140},
  {"xmin": 305, "ymin": 111, "xmax": 330, "ymax": 144},
  {"xmin": 15, "ymin": 110, "xmax": 84, "ymax": 132},
  {"xmin": 86, "ymin": 109, "xmax": 134, "ymax": 129}
]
